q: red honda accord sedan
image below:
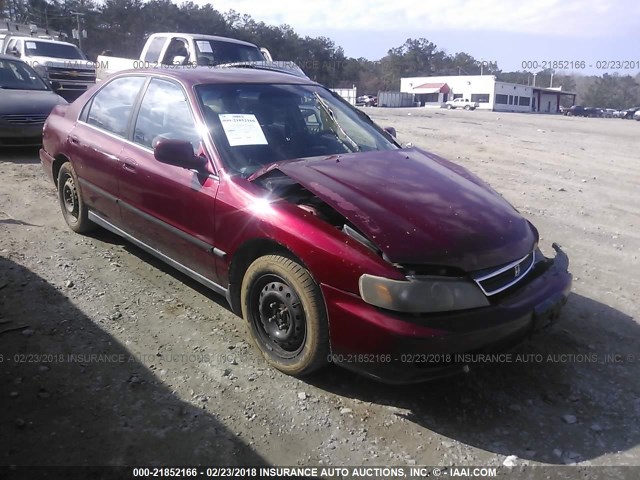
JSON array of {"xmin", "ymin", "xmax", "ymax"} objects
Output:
[{"xmin": 40, "ymin": 68, "xmax": 572, "ymax": 383}]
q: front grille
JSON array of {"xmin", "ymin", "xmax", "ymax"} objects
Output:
[
  {"xmin": 0, "ymin": 136, "xmax": 41, "ymax": 146},
  {"xmin": 0, "ymin": 114, "xmax": 48, "ymax": 125},
  {"xmin": 472, "ymin": 251, "xmax": 535, "ymax": 296},
  {"xmin": 47, "ymin": 67, "xmax": 96, "ymax": 82}
]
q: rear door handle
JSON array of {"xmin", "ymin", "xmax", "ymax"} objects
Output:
[
  {"xmin": 69, "ymin": 135, "xmax": 80, "ymax": 145},
  {"xmin": 121, "ymin": 158, "xmax": 137, "ymax": 173}
]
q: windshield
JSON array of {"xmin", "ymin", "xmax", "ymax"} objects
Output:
[
  {"xmin": 196, "ymin": 83, "xmax": 399, "ymax": 176},
  {"xmin": 194, "ymin": 40, "xmax": 265, "ymax": 66},
  {"xmin": 0, "ymin": 58, "xmax": 49, "ymax": 90},
  {"xmin": 25, "ymin": 41, "xmax": 85, "ymax": 60}
]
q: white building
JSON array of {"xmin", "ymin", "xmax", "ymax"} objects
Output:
[{"xmin": 400, "ymin": 75, "xmax": 575, "ymax": 113}]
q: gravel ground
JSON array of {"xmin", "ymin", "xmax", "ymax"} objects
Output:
[{"xmin": 0, "ymin": 108, "xmax": 638, "ymax": 468}]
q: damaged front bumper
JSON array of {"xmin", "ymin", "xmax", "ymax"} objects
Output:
[{"xmin": 322, "ymin": 244, "xmax": 573, "ymax": 384}]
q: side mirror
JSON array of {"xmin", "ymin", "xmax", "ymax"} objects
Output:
[
  {"xmin": 10, "ymin": 47, "xmax": 21, "ymax": 58},
  {"xmin": 383, "ymin": 126, "xmax": 397, "ymax": 138},
  {"xmin": 153, "ymin": 139, "xmax": 207, "ymax": 172}
]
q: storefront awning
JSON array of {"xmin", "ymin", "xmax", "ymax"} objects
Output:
[{"xmin": 412, "ymin": 82, "xmax": 450, "ymax": 94}]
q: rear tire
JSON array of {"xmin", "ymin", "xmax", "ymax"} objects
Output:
[
  {"xmin": 57, "ymin": 162, "xmax": 94, "ymax": 233},
  {"xmin": 464, "ymin": 105, "xmax": 471, "ymax": 110},
  {"xmin": 241, "ymin": 254, "xmax": 329, "ymax": 377}
]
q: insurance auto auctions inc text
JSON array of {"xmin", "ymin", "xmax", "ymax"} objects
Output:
[{"xmin": 257, "ymin": 466, "xmax": 497, "ymax": 478}]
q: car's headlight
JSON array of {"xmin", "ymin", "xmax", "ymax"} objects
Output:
[{"xmin": 359, "ymin": 274, "xmax": 489, "ymax": 313}]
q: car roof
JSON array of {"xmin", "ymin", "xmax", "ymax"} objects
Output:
[
  {"xmin": 149, "ymin": 33, "xmax": 258, "ymax": 48},
  {"xmin": 3, "ymin": 36, "xmax": 77, "ymax": 47},
  {"xmin": 111, "ymin": 67, "xmax": 319, "ymax": 87}
]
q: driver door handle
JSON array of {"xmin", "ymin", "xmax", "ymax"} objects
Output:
[{"xmin": 69, "ymin": 135, "xmax": 80, "ymax": 145}]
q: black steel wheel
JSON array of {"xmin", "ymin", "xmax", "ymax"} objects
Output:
[
  {"xmin": 57, "ymin": 162, "xmax": 94, "ymax": 233},
  {"xmin": 241, "ymin": 255, "xmax": 329, "ymax": 376}
]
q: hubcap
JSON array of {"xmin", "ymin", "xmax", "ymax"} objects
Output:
[
  {"xmin": 254, "ymin": 276, "xmax": 306, "ymax": 356},
  {"xmin": 62, "ymin": 176, "xmax": 78, "ymax": 219}
]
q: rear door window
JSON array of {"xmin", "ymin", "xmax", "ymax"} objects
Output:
[{"xmin": 86, "ymin": 76, "xmax": 146, "ymax": 137}]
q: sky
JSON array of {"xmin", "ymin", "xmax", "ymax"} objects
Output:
[{"xmin": 204, "ymin": 0, "xmax": 640, "ymax": 75}]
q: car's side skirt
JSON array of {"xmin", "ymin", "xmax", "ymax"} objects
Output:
[
  {"xmin": 78, "ymin": 177, "xmax": 226, "ymax": 259},
  {"xmin": 88, "ymin": 210, "xmax": 229, "ymax": 299}
]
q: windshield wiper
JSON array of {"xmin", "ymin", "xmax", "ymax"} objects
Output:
[{"xmin": 313, "ymin": 92, "xmax": 361, "ymax": 153}]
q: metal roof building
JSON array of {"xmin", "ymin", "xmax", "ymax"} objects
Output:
[{"xmin": 400, "ymin": 75, "xmax": 576, "ymax": 113}]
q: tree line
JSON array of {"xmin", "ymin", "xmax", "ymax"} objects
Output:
[{"xmin": 3, "ymin": 0, "xmax": 640, "ymax": 108}]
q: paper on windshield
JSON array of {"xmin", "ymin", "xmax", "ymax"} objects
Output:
[
  {"xmin": 26, "ymin": 41, "xmax": 37, "ymax": 49},
  {"xmin": 196, "ymin": 41, "xmax": 213, "ymax": 53},
  {"xmin": 219, "ymin": 114, "xmax": 268, "ymax": 147}
]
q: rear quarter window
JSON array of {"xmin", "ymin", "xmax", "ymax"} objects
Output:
[{"xmin": 143, "ymin": 37, "xmax": 166, "ymax": 63}]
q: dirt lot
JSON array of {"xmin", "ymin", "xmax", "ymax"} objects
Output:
[{"xmin": 1, "ymin": 109, "xmax": 639, "ymax": 469}]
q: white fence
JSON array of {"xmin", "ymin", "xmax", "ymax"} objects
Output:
[{"xmin": 331, "ymin": 87, "xmax": 357, "ymax": 106}]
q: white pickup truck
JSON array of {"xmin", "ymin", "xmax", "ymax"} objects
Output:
[
  {"xmin": 445, "ymin": 98, "xmax": 479, "ymax": 110},
  {"xmin": 95, "ymin": 32, "xmax": 303, "ymax": 82},
  {"xmin": 2, "ymin": 35, "xmax": 96, "ymax": 100}
]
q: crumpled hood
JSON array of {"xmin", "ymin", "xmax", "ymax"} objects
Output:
[{"xmin": 274, "ymin": 148, "xmax": 536, "ymax": 272}]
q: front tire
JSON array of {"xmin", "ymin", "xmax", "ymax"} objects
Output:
[
  {"xmin": 447, "ymin": 104, "xmax": 453, "ymax": 109},
  {"xmin": 464, "ymin": 105, "xmax": 471, "ymax": 110},
  {"xmin": 57, "ymin": 162, "xmax": 94, "ymax": 233},
  {"xmin": 241, "ymin": 255, "xmax": 329, "ymax": 377}
]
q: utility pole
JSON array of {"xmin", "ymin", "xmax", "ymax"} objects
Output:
[
  {"xmin": 550, "ymin": 71, "xmax": 554, "ymax": 88},
  {"xmin": 70, "ymin": 11, "xmax": 84, "ymax": 50}
]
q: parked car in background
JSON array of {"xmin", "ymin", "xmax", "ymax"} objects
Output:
[
  {"xmin": 356, "ymin": 95, "xmax": 377, "ymax": 107},
  {"xmin": 612, "ymin": 109, "xmax": 625, "ymax": 118},
  {"xmin": 445, "ymin": 98, "xmax": 478, "ymax": 110},
  {"xmin": 634, "ymin": 110, "xmax": 640, "ymax": 121},
  {"xmin": 565, "ymin": 105, "xmax": 588, "ymax": 117},
  {"xmin": 0, "ymin": 54, "xmax": 67, "ymax": 146},
  {"xmin": 621, "ymin": 107, "xmax": 640, "ymax": 119},
  {"xmin": 603, "ymin": 108, "xmax": 616, "ymax": 118},
  {"xmin": 40, "ymin": 68, "xmax": 571, "ymax": 383},
  {"xmin": 585, "ymin": 107, "xmax": 605, "ymax": 118},
  {"xmin": 2, "ymin": 35, "xmax": 95, "ymax": 101},
  {"xmin": 560, "ymin": 105, "xmax": 572, "ymax": 115}
]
